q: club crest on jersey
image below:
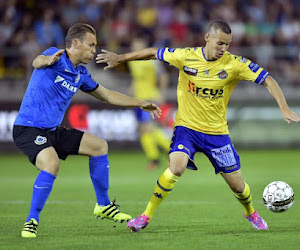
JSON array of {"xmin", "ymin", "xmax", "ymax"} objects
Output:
[
  {"xmin": 183, "ymin": 66, "xmax": 198, "ymax": 76},
  {"xmin": 218, "ymin": 70, "xmax": 228, "ymax": 79},
  {"xmin": 34, "ymin": 135, "xmax": 47, "ymax": 145}
]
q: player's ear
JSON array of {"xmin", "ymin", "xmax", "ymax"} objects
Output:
[
  {"xmin": 73, "ymin": 39, "xmax": 79, "ymax": 49},
  {"xmin": 204, "ymin": 33, "xmax": 210, "ymax": 42}
]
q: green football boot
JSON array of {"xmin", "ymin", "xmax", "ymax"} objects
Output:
[
  {"xmin": 94, "ymin": 199, "xmax": 132, "ymax": 223},
  {"xmin": 21, "ymin": 219, "xmax": 38, "ymax": 238}
]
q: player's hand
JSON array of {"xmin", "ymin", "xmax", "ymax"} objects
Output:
[
  {"xmin": 48, "ymin": 49, "xmax": 65, "ymax": 66},
  {"xmin": 96, "ymin": 49, "xmax": 120, "ymax": 70},
  {"xmin": 281, "ymin": 108, "xmax": 300, "ymax": 124},
  {"xmin": 140, "ymin": 102, "xmax": 162, "ymax": 119}
]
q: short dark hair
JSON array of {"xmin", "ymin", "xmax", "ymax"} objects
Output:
[
  {"xmin": 65, "ymin": 23, "xmax": 96, "ymax": 48},
  {"xmin": 207, "ymin": 20, "xmax": 231, "ymax": 34}
]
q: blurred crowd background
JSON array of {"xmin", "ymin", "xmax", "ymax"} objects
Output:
[{"xmin": 1, "ymin": 0, "xmax": 300, "ymax": 99}]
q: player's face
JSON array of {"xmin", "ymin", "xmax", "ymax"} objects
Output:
[
  {"xmin": 205, "ymin": 29, "xmax": 232, "ymax": 60},
  {"xmin": 76, "ymin": 32, "xmax": 97, "ymax": 64}
]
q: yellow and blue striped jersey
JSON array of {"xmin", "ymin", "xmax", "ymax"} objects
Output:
[{"xmin": 157, "ymin": 47, "xmax": 269, "ymax": 134}]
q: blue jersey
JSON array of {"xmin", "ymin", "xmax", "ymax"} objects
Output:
[{"xmin": 14, "ymin": 47, "xmax": 98, "ymax": 130}]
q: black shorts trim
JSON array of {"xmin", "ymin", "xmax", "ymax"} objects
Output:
[{"xmin": 13, "ymin": 125, "xmax": 84, "ymax": 165}]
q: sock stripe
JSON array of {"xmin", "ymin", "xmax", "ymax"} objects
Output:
[
  {"xmin": 156, "ymin": 180, "xmax": 173, "ymax": 192},
  {"xmin": 234, "ymin": 193, "xmax": 251, "ymax": 201},
  {"xmin": 242, "ymin": 201, "xmax": 252, "ymax": 205},
  {"xmin": 234, "ymin": 182, "xmax": 255, "ymax": 217}
]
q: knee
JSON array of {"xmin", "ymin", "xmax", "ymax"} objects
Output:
[
  {"xmin": 48, "ymin": 158, "xmax": 60, "ymax": 173},
  {"xmin": 231, "ymin": 182, "xmax": 245, "ymax": 194},
  {"xmin": 79, "ymin": 134, "xmax": 109, "ymax": 157},
  {"xmin": 35, "ymin": 148, "xmax": 60, "ymax": 175},
  {"xmin": 91, "ymin": 138, "xmax": 108, "ymax": 156},
  {"xmin": 40, "ymin": 158, "xmax": 60, "ymax": 176},
  {"xmin": 169, "ymin": 154, "xmax": 189, "ymax": 177},
  {"xmin": 169, "ymin": 165, "xmax": 185, "ymax": 177}
]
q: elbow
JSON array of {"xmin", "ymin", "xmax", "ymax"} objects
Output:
[
  {"xmin": 32, "ymin": 55, "xmax": 46, "ymax": 69},
  {"xmin": 32, "ymin": 60, "xmax": 37, "ymax": 69},
  {"xmin": 32, "ymin": 60, "xmax": 41, "ymax": 69}
]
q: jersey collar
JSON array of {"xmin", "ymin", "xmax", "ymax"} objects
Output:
[
  {"xmin": 201, "ymin": 47, "xmax": 217, "ymax": 62},
  {"xmin": 64, "ymin": 50, "xmax": 78, "ymax": 74}
]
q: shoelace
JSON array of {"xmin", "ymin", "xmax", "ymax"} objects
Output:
[
  {"xmin": 111, "ymin": 199, "xmax": 120, "ymax": 210},
  {"xmin": 23, "ymin": 220, "xmax": 38, "ymax": 232}
]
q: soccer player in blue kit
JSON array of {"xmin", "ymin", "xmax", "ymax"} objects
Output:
[
  {"xmin": 13, "ymin": 23, "xmax": 161, "ymax": 238},
  {"xmin": 97, "ymin": 20, "xmax": 300, "ymax": 232}
]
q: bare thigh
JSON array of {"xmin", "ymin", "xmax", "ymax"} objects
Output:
[
  {"xmin": 78, "ymin": 133, "xmax": 108, "ymax": 157},
  {"xmin": 35, "ymin": 146, "xmax": 60, "ymax": 176}
]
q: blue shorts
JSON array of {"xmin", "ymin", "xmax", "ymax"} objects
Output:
[
  {"xmin": 135, "ymin": 108, "xmax": 152, "ymax": 123},
  {"xmin": 169, "ymin": 126, "xmax": 240, "ymax": 174}
]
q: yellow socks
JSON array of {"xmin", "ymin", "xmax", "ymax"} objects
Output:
[
  {"xmin": 234, "ymin": 182, "xmax": 255, "ymax": 216},
  {"xmin": 144, "ymin": 168, "xmax": 179, "ymax": 218}
]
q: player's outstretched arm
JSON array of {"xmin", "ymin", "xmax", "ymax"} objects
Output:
[
  {"xmin": 96, "ymin": 48, "xmax": 158, "ymax": 70},
  {"xmin": 89, "ymin": 85, "xmax": 161, "ymax": 119},
  {"xmin": 32, "ymin": 49, "xmax": 65, "ymax": 69},
  {"xmin": 263, "ymin": 75, "xmax": 300, "ymax": 124}
]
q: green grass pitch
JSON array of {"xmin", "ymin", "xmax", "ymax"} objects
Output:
[{"xmin": 0, "ymin": 150, "xmax": 299, "ymax": 249}]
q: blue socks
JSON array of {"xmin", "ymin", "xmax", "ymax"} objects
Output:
[
  {"xmin": 89, "ymin": 154, "xmax": 110, "ymax": 206},
  {"xmin": 26, "ymin": 154, "xmax": 110, "ymax": 223},
  {"xmin": 27, "ymin": 170, "xmax": 56, "ymax": 223}
]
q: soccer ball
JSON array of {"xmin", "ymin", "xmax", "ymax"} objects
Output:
[{"xmin": 263, "ymin": 181, "xmax": 294, "ymax": 212}]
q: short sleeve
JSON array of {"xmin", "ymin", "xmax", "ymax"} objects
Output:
[
  {"xmin": 40, "ymin": 47, "xmax": 64, "ymax": 69},
  {"xmin": 236, "ymin": 56, "xmax": 269, "ymax": 85},
  {"xmin": 157, "ymin": 47, "xmax": 187, "ymax": 69},
  {"xmin": 79, "ymin": 70, "xmax": 99, "ymax": 92},
  {"xmin": 41, "ymin": 47, "xmax": 59, "ymax": 56}
]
